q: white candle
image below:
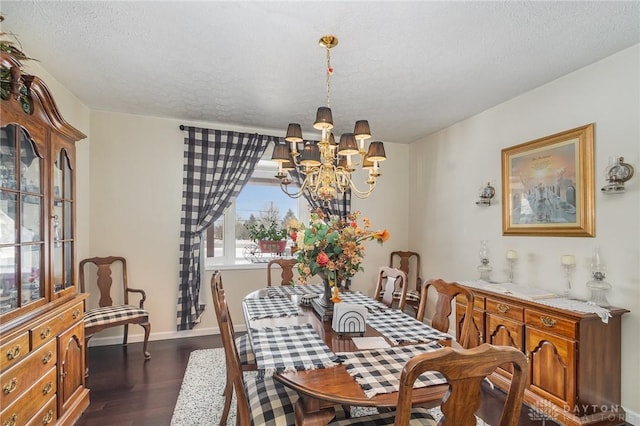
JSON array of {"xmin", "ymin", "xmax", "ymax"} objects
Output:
[
  {"xmin": 561, "ymin": 255, "xmax": 575, "ymax": 266},
  {"xmin": 506, "ymin": 250, "xmax": 518, "ymax": 260}
]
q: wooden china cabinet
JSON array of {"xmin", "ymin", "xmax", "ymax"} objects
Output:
[
  {"xmin": 0, "ymin": 49, "xmax": 89, "ymax": 425},
  {"xmin": 456, "ymin": 285, "xmax": 628, "ymax": 426}
]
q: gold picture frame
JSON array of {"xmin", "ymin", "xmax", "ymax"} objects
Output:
[{"xmin": 501, "ymin": 124, "xmax": 595, "ymax": 237}]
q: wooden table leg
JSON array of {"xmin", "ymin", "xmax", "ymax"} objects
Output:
[{"xmin": 294, "ymin": 396, "xmax": 336, "ymax": 426}]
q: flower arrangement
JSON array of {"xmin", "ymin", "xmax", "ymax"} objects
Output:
[{"xmin": 288, "ymin": 211, "xmax": 389, "ymax": 287}]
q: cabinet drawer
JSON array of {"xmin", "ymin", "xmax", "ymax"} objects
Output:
[
  {"xmin": 30, "ymin": 301, "xmax": 84, "ymax": 348},
  {"xmin": 25, "ymin": 396, "xmax": 56, "ymax": 426},
  {"xmin": 525, "ymin": 308, "xmax": 577, "ymax": 339},
  {"xmin": 0, "ymin": 368, "xmax": 56, "ymax": 426},
  {"xmin": 456, "ymin": 294, "xmax": 485, "ymax": 309},
  {"xmin": 0, "ymin": 333, "xmax": 30, "ymax": 372},
  {"xmin": 0, "ymin": 340, "xmax": 56, "ymax": 409},
  {"xmin": 486, "ymin": 298, "xmax": 523, "ymax": 322}
]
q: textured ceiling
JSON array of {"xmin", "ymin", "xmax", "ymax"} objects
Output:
[{"xmin": 1, "ymin": 1, "xmax": 639, "ymax": 144}]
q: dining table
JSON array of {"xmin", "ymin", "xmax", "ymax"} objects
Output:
[{"xmin": 242, "ymin": 284, "xmax": 458, "ymax": 426}]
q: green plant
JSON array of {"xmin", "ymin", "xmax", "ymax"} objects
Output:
[{"xmin": 245, "ymin": 220, "xmax": 288, "ymax": 242}]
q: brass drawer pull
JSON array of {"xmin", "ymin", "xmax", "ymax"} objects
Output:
[
  {"xmin": 42, "ymin": 381, "xmax": 53, "ymax": 395},
  {"xmin": 42, "ymin": 410, "xmax": 53, "ymax": 425},
  {"xmin": 3, "ymin": 414, "xmax": 17, "ymax": 426},
  {"xmin": 541, "ymin": 316, "xmax": 557, "ymax": 327},
  {"xmin": 2, "ymin": 378, "xmax": 18, "ymax": 394},
  {"xmin": 72, "ymin": 309, "xmax": 81, "ymax": 319},
  {"xmin": 497, "ymin": 303, "xmax": 510, "ymax": 313},
  {"xmin": 42, "ymin": 351, "xmax": 53, "ymax": 364},
  {"xmin": 6, "ymin": 345, "xmax": 20, "ymax": 361},
  {"xmin": 40, "ymin": 327, "xmax": 51, "ymax": 340}
]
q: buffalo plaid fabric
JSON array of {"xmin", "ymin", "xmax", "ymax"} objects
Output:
[
  {"xmin": 84, "ymin": 305, "xmax": 148, "ymax": 328},
  {"xmin": 368, "ymin": 310, "xmax": 453, "ymax": 345},
  {"xmin": 266, "ymin": 283, "xmax": 325, "ymax": 298},
  {"xmin": 377, "ymin": 289, "xmax": 421, "ymax": 303},
  {"xmin": 329, "ymin": 408, "xmax": 436, "ymax": 425},
  {"xmin": 339, "ymin": 291, "xmax": 390, "ymax": 312},
  {"xmin": 340, "ymin": 342, "xmax": 446, "ymax": 398},
  {"xmin": 244, "ymin": 374, "xmax": 298, "ymax": 426},
  {"xmin": 235, "ymin": 334, "xmax": 256, "ymax": 366},
  {"xmin": 244, "ymin": 298, "xmax": 301, "ymax": 320},
  {"xmin": 177, "ymin": 126, "xmax": 279, "ymax": 331},
  {"xmin": 251, "ymin": 324, "xmax": 339, "ymax": 377}
]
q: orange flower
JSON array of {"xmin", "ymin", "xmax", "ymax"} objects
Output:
[{"xmin": 373, "ymin": 229, "xmax": 390, "ymax": 243}]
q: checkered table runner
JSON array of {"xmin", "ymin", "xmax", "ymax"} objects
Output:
[
  {"xmin": 266, "ymin": 283, "xmax": 325, "ymax": 298},
  {"xmin": 340, "ymin": 342, "xmax": 447, "ymax": 398},
  {"xmin": 368, "ymin": 310, "xmax": 453, "ymax": 345},
  {"xmin": 339, "ymin": 291, "xmax": 389, "ymax": 312},
  {"xmin": 243, "ymin": 298, "xmax": 301, "ymax": 320},
  {"xmin": 251, "ymin": 324, "xmax": 340, "ymax": 377}
]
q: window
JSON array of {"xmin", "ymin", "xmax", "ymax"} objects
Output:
[{"xmin": 204, "ymin": 152, "xmax": 307, "ymax": 268}]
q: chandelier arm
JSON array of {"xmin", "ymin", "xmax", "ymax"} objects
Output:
[{"xmin": 348, "ymin": 179, "xmax": 377, "ymax": 199}]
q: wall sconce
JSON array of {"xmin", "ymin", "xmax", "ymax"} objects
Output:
[
  {"xmin": 601, "ymin": 156, "xmax": 634, "ymax": 194},
  {"xmin": 476, "ymin": 182, "xmax": 496, "ymax": 206}
]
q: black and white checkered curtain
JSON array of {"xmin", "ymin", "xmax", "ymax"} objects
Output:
[
  {"xmin": 177, "ymin": 126, "xmax": 276, "ymax": 330},
  {"xmin": 288, "ymin": 141, "xmax": 351, "ymax": 218}
]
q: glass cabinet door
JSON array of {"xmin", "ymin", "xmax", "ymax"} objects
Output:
[
  {"xmin": 52, "ymin": 148, "xmax": 74, "ymax": 293},
  {"xmin": 0, "ymin": 124, "xmax": 44, "ymax": 313}
]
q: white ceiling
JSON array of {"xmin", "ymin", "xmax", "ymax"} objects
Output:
[{"xmin": 1, "ymin": 1, "xmax": 639, "ymax": 144}]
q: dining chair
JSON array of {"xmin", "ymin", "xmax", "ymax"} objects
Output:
[
  {"xmin": 266, "ymin": 258, "xmax": 298, "ymax": 286},
  {"xmin": 330, "ymin": 343, "xmax": 528, "ymax": 426},
  {"xmin": 374, "ymin": 266, "xmax": 408, "ymax": 311},
  {"xmin": 212, "ymin": 270, "xmax": 299, "ymax": 426},
  {"xmin": 389, "ymin": 251, "xmax": 422, "ymax": 314},
  {"xmin": 416, "ymin": 278, "xmax": 475, "ymax": 349},
  {"xmin": 211, "ymin": 272, "xmax": 256, "ymax": 371},
  {"xmin": 79, "ymin": 256, "xmax": 151, "ymax": 376}
]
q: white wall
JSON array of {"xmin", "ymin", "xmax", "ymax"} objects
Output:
[
  {"xmin": 409, "ymin": 45, "xmax": 640, "ymax": 420},
  {"xmin": 86, "ymin": 111, "xmax": 409, "ymax": 340}
]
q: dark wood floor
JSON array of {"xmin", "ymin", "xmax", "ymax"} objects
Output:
[{"xmin": 75, "ymin": 334, "xmax": 559, "ymax": 426}]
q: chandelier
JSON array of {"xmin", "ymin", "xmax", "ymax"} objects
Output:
[{"xmin": 272, "ymin": 35, "xmax": 386, "ymax": 202}]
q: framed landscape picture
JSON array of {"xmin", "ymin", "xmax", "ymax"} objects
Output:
[{"xmin": 501, "ymin": 124, "xmax": 595, "ymax": 237}]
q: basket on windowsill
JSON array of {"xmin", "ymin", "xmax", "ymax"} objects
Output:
[{"xmin": 258, "ymin": 240, "xmax": 287, "ymax": 254}]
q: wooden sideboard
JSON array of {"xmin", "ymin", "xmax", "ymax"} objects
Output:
[{"xmin": 456, "ymin": 285, "xmax": 628, "ymax": 426}]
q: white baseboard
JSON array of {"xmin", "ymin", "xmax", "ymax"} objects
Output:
[
  {"xmin": 624, "ymin": 409, "xmax": 638, "ymax": 425},
  {"xmin": 86, "ymin": 324, "xmax": 247, "ymax": 347}
]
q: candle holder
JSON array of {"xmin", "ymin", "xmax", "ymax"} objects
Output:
[
  {"xmin": 506, "ymin": 250, "xmax": 518, "ymax": 283},
  {"xmin": 561, "ymin": 255, "xmax": 575, "ymax": 296},
  {"xmin": 477, "ymin": 240, "xmax": 492, "ymax": 282},
  {"xmin": 586, "ymin": 247, "xmax": 611, "ymax": 306}
]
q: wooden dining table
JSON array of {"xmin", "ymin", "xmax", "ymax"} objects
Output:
[{"xmin": 242, "ymin": 286, "xmax": 456, "ymax": 426}]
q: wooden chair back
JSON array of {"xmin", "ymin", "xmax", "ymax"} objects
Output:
[
  {"xmin": 211, "ymin": 271, "xmax": 253, "ymax": 424},
  {"xmin": 374, "ymin": 266, "xmax": 408, "ymax": 310},
  {"xmin": 79, "ymin": 256, "xmax": 138, "ymax": 307},
  {"xmin": 395, "ymin": 344, "xmax": 528, "ymax": 426},
  {"xmin": 390, "ymin": 251, "xmax": 422, "ymax": 292},
  {"xmin": 417, "ymin": 278, "xmax": 474, "ymax": 348},
  {"xmin": 266, "ymin": 258, "xmax": 298, "ymax": 286}
]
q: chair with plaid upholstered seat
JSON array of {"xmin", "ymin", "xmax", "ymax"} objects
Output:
[
  {"xmin": 212, "ymin": 270, "xmax": 298, "ymax": 426},
  {"xmin": 389, "ymin": 251, "xmax": 422, "ymax": 315},
  {"xmin": 266, "ymin": 258, "xmax": 298, "ymax": 286},
  {"xmin": 374, "ymin": 266, "xmax": 408, "ymax": 311},
  {"xmin": 329, "ymin": 344, "xmax": 528, "ymax": 426},
  {"xmin": 80, "ymin": 256, "xmax": 151, "ymax": 375},
  {"xmin": 416, "ymin": 278, "xmax": 475, "ymax": 349}
]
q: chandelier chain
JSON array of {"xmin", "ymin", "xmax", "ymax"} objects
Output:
[{"xmin": 325, "ymin": 46, "xmax": 331, "ymax": 108}]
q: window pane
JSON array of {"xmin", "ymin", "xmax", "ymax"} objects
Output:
[
  {"xmin": 21, "ymin": 244, "xmax": 42, "ymax": 305},
  {"xmin": 0, "ymin": 191, "xmax": 16, "ymax": 244},
  {"xmin": 0, "ymin": 246, "xmax": 17, "ymax": 313},
  {"xmin": 0, "ymin": 125, "xmax": 17, "ymax": 190}
]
